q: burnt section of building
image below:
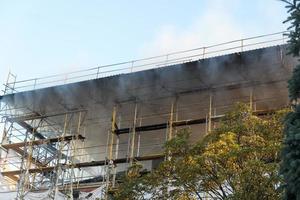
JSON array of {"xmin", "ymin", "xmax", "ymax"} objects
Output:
[{"xmin": 0, "ymin": 45, "xmax": 295, "ymax": 193}]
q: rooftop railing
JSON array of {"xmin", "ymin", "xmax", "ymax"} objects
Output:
[{"xmin": 3, "ymin": 31, "xmax": 289, "ymax": 94}]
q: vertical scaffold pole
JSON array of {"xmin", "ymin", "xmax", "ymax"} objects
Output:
[
  {"xmin": 16, "ymin": 129, "xmax": 30, "ymax": 200},
  {"xmin": 165, "ymin": 99, "xmax": 176, "ymax": 196},
  {"xmin": 53, "ymin": 113, "xmax": 68, "ymax": 199},
  {"xmin": 69, "ymin": 112, "xmax": 82, "ymax": 199},
  {"xmin": 249, "ymin": 88, "xmax": 254, "ymax": 111},
  {"xmin": 130, "ymin": 103, "xmax": 138, "ymax": 165},
  {"xmin": 205, "ymin": 114, "xmax": 208, "ymax": 135},
  {"xmin": 136, "ymin": 118, "xmax": 142, "ymax": 157},
  {"xmin": 166, "ymin": 100, "xmax": 176, "ymax": 163},
  {"xmin": 208, "ymin": 93, "xmax": 213, "ymax": 133},
  {"xmin": 168, "ymin": 102, "xmax": 174, "ymax": 141},
  {"xmin": 23, "ymin": 128, "xmax": 34, "ymax": 191},
  {"xmin": 112, "ymin": 114, "xmax": 121, "ymax": 188},
  {"xmin": 109, "ymin": 106, "xmax": 116, "ymax": 161},
  {"xmin": 106, "ymin": 106, "xmax": 117, "ymax": 200}
]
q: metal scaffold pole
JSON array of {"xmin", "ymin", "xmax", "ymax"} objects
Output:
[
  {"xmin": 52, "ymin": 113, "xmax": 68, "ymax": 199},
  {"xmin": 208, "ymin": 93, "xmax": 213, "ymax": 133},
  {"xmin": 105, "ymin": 106, "xmax": 117, "ymax": 199},
  {"xmin": 136, "ymin": 117, "xmax": 142, "ymax": 158},
  {"xmin": 129, "ymin": 103, "xmax": 138, "ymax": 165},
  {"xmin": 16, "ymin": 130, "xmax": 29, "ymax": 200},
  {"xmin": 67, "ymin": 111, "xmax": 82, "ymax": 199},
  {"xmin": 168, "ymin": 101, "xmax": 174, "ymax": 141},
  {"xmin": 250, "ymin": 88, "xmax": 255, "ymax": 111},
  {"xmin": 166, "ymin": 99, "xmax": 176, "ymax": 163}
]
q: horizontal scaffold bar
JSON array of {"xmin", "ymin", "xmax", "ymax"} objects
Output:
[
  {"xmin": 1, "ymin": 135, "xmax": 85, "ymax": 149},
  {"xmin": 7, "ymin": 109, "xmax": 87, "ymax": 121},
  {"xmin": 0, "ymin": 110, "xmax": 278, "ymax": 177},
  {"xmin": 1, "ymin": 154, "xmax": 165, "ymax": 176},
  {"xmin": 115, "ymin": 109, "xmax": 277, "ymax": 135}
]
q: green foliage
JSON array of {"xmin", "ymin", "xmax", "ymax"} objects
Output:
[
  {"xmin": 281, "ymin": 0, "xmax": 300, "ymax": 100},
  {"xmin": 280, "ymin": 105, "xmax": 300, "ymax": 200},
  {"xmin": 164, "ymin": 129, "xmax": 191, "ymax": 156},
  {"xmin": 197, "ymin": 104, "xmax": 286, "ymax": 200},
  {"xmin": 114, "ymin": 104, "xmax": 287, "ymax": 200},
  {"xmin": 280, "ymin": 1, "xmax": 300, "ymax": 199},
  {"xmin": 281, "ymin": 0, "xmax": 300, "ymax": 57},
  {"xmin": 288, "ymin": 65, "xmax": 300, "ymax": 100},
  {"xmin": 113, "ymin": 163, "xmax": 147, "ymax": 200}
]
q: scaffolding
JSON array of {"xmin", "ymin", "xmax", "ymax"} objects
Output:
[
  {"xmin": 0, "ymin": 37, "xmax": 294, "ymax": 199},
  {"xmin": 0, "ymin": 92, "xmax": 289, "ymax": 198},
  {"xmin": 1, "ymin": 110, "xmax": 86, "ymax": 198}
]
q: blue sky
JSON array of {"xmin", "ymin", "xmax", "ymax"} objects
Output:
[{"xmin": 0, "ymin": 0, "xmax": 289, "ymax": 86}]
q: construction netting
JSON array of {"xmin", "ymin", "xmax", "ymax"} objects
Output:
[
  {"xmin": 0, "ymin": 186, "xmax": 106, "ymax": 199},
  {"xmin": 0, "ymin": 172, "xmax": 105, "ymax": 199},
  {"xmin": 0, "ymin": 148, "xmax": 106, "ymax": 199},
  {"xmin": 0, "ymin": 190, "xmax": 66, "ymax": 200},
  {"xmin": 78, "ymin": 185, "xmax": 105, "ymax": 199}
]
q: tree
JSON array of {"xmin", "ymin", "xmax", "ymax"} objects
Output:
[
  {"xmin": 114, "ymin": 104, "xmax": 287, "ymax": 200},
  {"xmin": 194, "ymin": 104, "xmax": 285, "ymax": 200},
  {"xmin": 280, "ymin": 1, "xmax": 300, "ymax": 199},
  {"xmin": 113, "ymin": 163, "xmax": 148, "ymax": 200}
]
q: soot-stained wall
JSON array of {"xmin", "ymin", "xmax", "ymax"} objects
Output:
[{"xmin": 0, "ymin": 45, "xmax": 296, "ymax": 169}]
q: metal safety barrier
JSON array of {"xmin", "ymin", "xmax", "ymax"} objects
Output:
[{"xmin": 3, "ymin": 31, "xmax": 289, "ymax": 94}]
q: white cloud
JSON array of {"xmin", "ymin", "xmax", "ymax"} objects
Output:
[{"xmin": 139, "ymin": 0, "xmax": 285, "ymax": 57}]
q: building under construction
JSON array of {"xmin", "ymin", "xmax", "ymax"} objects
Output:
[{"xmin": 0, "ymin": 32, "xmax": 296, "ymax": 199}]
